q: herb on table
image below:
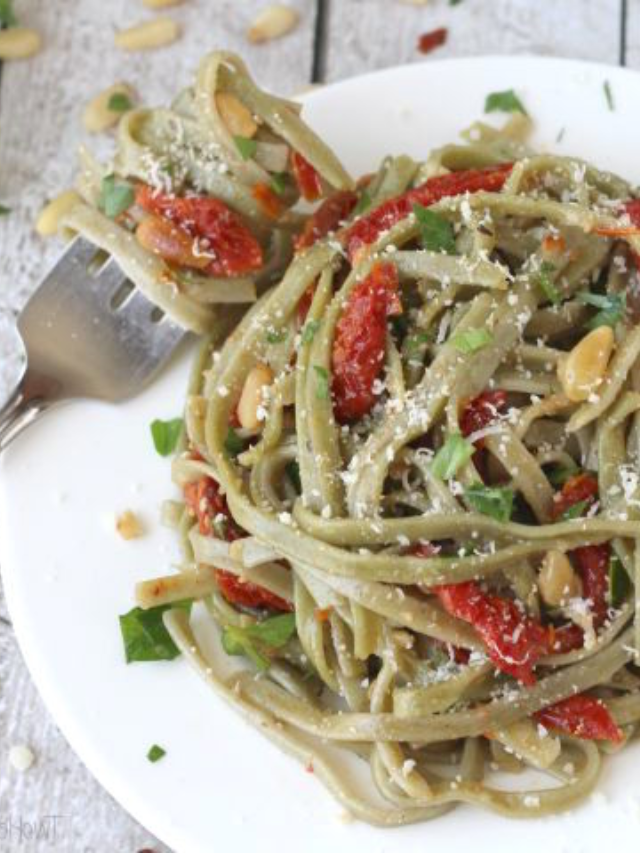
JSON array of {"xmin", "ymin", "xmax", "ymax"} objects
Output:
[
  {"xmin": 150, "ymin": 417, "xmax": 183, "ymax": 457},
  {"xmin": 108, "ymin": 92, "xmax": 133, "ymax": 113},
  {"xmin": 465, "ymin": 483, "xmax": 514, "ymax": 522},
  {"xmin": 0, "ymin": 204, "xmax": 10, "ymax": 216},
  {"xmin": 603, "ymin": 80, "xmax": 615, "ymax": 111},
  {"xmin": 485, "ymin": 89, "xmax": 528, "ymax": 115},
  {"xmin": 224, "ymin": 426, "xmax": 245, "ymax": 458},
  {"xmin": 313, "ymin": 365, "xmax": 330, "ymax": 400},
  {"xmin": 576, "ymin": 291, "xmax": 626, "ymax": 330},
  {"xmin": 556, "ymin": 127, "xmax": 566, "ymax": 144},
  {"xmin": 0, "ymin": 0, "xmax": 17, "ymax": 27},
  {"xmin": 221, "ymin": 613, "xmax": 296, "ymax": 671},
  {"xmin": 119, "ymin": 601, "xmax": 192, "ymax": 663},
  {"xmin": 147, "ymin": 744, "xmax": 166, "ymax": 763},
  {"xmin": 450, "ymin": 328, "xmax": 493, "ymax": 354},
  {"xmin": 99, "ymin": 174, "xmax": 135, "ymax": 218},
  {"xmin": 431, "ymin": 433, "xmax": 474, "ymax": 480},
  {"xmin": 234, "ymin": 135, "xmax": 258, "ymax": 161},
  {"xmin": 413, "ymin": 204, "xmax": 456, "ymax": 254}
]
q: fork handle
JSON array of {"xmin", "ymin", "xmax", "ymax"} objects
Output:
[{"xmin": 0, "ymin": 370, "xmax": 60, "ymax": 453}]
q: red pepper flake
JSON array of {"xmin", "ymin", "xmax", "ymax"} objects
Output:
[
  {"xmin": 417, "ymin": 27, "xmax": 448, "ymax": 55},
  {"xmin": 253, "ymin": 182, "xmax": 284, "ymax": 220}
]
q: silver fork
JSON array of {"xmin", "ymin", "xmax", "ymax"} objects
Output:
[{"xmin": 0, "ymin": 237, "xmax": 188, "ymax": 451}]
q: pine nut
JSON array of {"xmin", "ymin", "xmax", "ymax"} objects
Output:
[
  {"xmin": 558, "ymin": 325, "xmax": 614, "ymax": 402},
  {"xmin": 538, "ymin": 550, "xmax": 582, "ymax": 607},
  {"xmin": 83, "ymin": 83, "xmax": 135, "ymax": 133},
  {"xmin": 143, "ymin": 0, "xmax": 184, "ymax": 7},
  {"xmin": 0, "ymin": 27, "xmax": 42, "ymax": 60},
  {"xmin": 215, "ymin": 92, "xmax": 258, "ymax": 138},
  {"xmin": 237, "ymin": 364, "xmax": 274, "ymax": 429},
  {"xmin": 116, "ymin": 510, "xmax": 144, "ymax": 540},
  {"xmin": 36, "ymin": 190, "xmax": 81, "ymax": 237},
  {"xmin": 247, "ymin": 5, "xmax": 300, "ymax": 44},
  {"xmin": 115, "ymin": 18, "xmax": 180, "ymax": 52}
]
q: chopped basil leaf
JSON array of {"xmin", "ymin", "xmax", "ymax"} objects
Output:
[
  {"xmin": 465, "ymin": 483, "xmax": 514, "ymax": 522},
  {"xmin": 485, "ymin": 89, "xmax": 527, "ymax": 116},
  {"xmin": 450, "ymin": 328, "xmax": 493, "ymax": 354},
  {"xmin": 546, "ymin": 462, "xmax": 579, "ymax": 487},
  {"xmin": 354, "ymin": 189, "xmax": 372, "ymax": 216},
  {"xmin": 0, "ymin": 204, "xmax": 10, "ymax": 216},
  {"xmin": 224, "ymin": 426, "xmax": 245, "ymax": 457},
  {"xmin": 537, "ymin": 261, "xmax": 560, "ymax": 305},
  {"xmin": 147, "ymin": 744, "xmax": 166, "ymax": 763},
  {"xmin": 301, "ymin": 319, "xmax": 320, "ymax": 344},
  {"xmin": 405, "ymin": 330, "xmax": 433, "ymax": 356},
  {"xmin": 0, "ymin": 0, "xmax": 17, "ymax": 27},
  {"xmin": 150, "ymin": 417, "xmax": 183, "ymax": 457},
  {"xmin": 431, "ymin": 433, "xmax": 475, "ymax": 480},
  {"xmin": 313, "ymin": 365, "xmax": 330, "ymax": 400},
  {"xmin": 234, "ymin": 135, "xmax": 257, "ymax": 161},
  {"xmin": 561, "ymin": 499, "xmax": 590, "ymax": 521},
  {"xmin": 119, "ymin": 603, "xmax": 191, "ymax": 663},
  {"xmin": 285, "ymin": 460, "xmax": 301, "ymax": 492},
  {"xmin": 266, "ymin": 328, "xmax": 287, "ymax": 344},
  {"xmin": 603, "ymin": 80, "xmax": 615, "ymax": 112},
  {"xmin": 270, "ymin": 172, "xmax": 287, "ymax": 195},
  {"xmin": 221, "ymin": 613, "xmax": 296, "ymax": 671},
  {"xmin": 99, "ymin": 174, "xmax": 134, "ymax": 219},
  {"xmin": 108, "ymin": 92, "xmax": 133, "ymax": 113},
  {"xmin": 576, "ymin": 291, "xmax": 626, "ymax": 329},
  {"xmin": 413, "ymin": 204, "xmax": 456, "ymax": 254},
  {"xmin": 609, "ymin": 554, "xmax": 630, "ymax": 607}
]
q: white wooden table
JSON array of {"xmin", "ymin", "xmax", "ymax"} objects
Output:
[{"xmin": 0, "ymin": 1, "xmax": 639, "ymax": 850}]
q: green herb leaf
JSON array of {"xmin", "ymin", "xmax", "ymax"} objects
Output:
[
  {"xmin": 270, "ymin": 172, "xmax": 287, "ymax": 195},
  {"xmin": 546, "ymin": 462, "xmax": 579, "ymax": 487},
  {"xmin": 537, "ymin": 261, "xmax": 561, "ymax": 305},
  {"xmin": 266, "ymin": 328, "xmax": 287, "ymax": 344},
  {"xmin": 234, "ymin": 135, "xmax": 258, "ymax": 161},
  {"xmin": 99, "ymin": 174, "xmax": 134, "ymax": 219},
  {"xmin": 608, "ymin": 554, "xmax": 630, "ymax": 607},
  {"xmin": 221, "ymin": 613, "xmax": 296, "ymax": 671},
  {"xmin": 431, "ymin": 433, "xmax": 475, "ymax": 480},
  {"xmin": 485, "ymin": 89, "xmax": 527, "ymax": 116},
  {"xmin": 450, "ymin": 328, "xmax": 493, "ymax": 354},
  {"xmin": 224, "ymin": 426, "xmax": 245, "ymax": 458},
  {"xmin": 354, "ymin": 189, "xmax": 372, "ymax": 216},
  {"xmin": 301, "ymin": 319, "xmax": 320, "ymax": 344},
  {"xmin": 561, "ymin": 500, "xmax": 589, "ymax": 521},
  {"xmin": 0, "ymin": 0, "xmax": 17, "ymax": 27},
  {"xmin": 603, "ymin": 80, "xmax": 615, "ymax": 112},
  {"xmin": 313, "ymin": 365, "xmax": 330, "ymax": 400},
  {"xmin": 119, "ymin": 604, "xmax": 185, "ymax": 663},
  {"xmin": 0, "ymin": 204, "xmax": 10, "ymax": 216},
  {"xmin": 147, "ymin": 744, "xmax": 166, "ymax": 763},
  {"xmin": 285, "ymin": 460, "xmax": 301, "ymax": 492},
  {"xmin": 576, "ymin": 291, "xmax": 626, "ymax": 330},
  {"xmin": 150, "ymin": 417, "xmax": 183, "ymax": 457},
  {"xmin": 465, "ymin": 483, "xmax": 514, "ymax": 522},
  {"xmin": 108, "ymin": 92, "xmax": 133, "ymax": 113},
  {"xmin": 413, "ymin": 204, "xmax": 456, "ymax": 254},
  {"xmin": 405, "ymin": 330, "xmax": 433, "ymax": 356}
]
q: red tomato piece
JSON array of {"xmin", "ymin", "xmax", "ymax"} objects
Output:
[
  {"xmin": 417, "ymin": 27, "xmax": 448, "ymax": 55},
  {"xmin": 332, "ymin": 261, "xmax": 402, "ymax": 422},
  {"xmin": 214, "ymin": 569, "xmax": 293, "ymax": 612},
  {"xmin": 573, "ymin": 543, "xmax": 610, "ymax": 628},
  {"xmin": 433, "ymin": 582, "xmax": 548, "ymax": 684},
  {"xmin": 135, "ymin": 185, "xmax": 263, "ymax": 277},
  {"xmin": 252, "ymin": 182, "xmax": 284, "ymax": 220},
  {"xmin": 460, "ymin": 390, "xmax": 508, "ymax": 446},
  {"xmin": 548, "ymin": 622, "xmax": 585, "ymax": 654},
  {"xmin": 343, "ymin": 164, "xmax": 513, "ymax": 260},
  {"xmin": 551, "ymin": 472, "xmax": 599, "ymax": 520},
  {"xmin": 183, "ymin": 476, "xmax": 242, "ymax": 540},
  {"xmin": 295, "ymin": 190, "xmax": 358, "ymax": 251},
  {"xmin": 534, "ymin": 694, "xmax": 623, "ymax": 742},
  {"xmin": 297, "ymin": 285, "xmax": 316, "ymax": 322},
  {"xmin": 291, "ymin": 151, "xmax": 323, "ymax": 202}
]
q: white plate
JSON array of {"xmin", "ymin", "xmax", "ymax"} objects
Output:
[{"xmin": 2, "ymin": 56, "xmax": 640, "ymax": 853}]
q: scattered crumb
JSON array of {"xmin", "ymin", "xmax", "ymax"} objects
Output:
[
  {"xmin": 9, "ymin": 744, "xmax": 35, "ymax": 772},
  {"xmin": 116, "ymin": 510, "xmax": 144, "ymax": 540}
]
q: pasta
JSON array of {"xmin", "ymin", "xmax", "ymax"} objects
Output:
[{"xmin": 120, "ymin": 61, "xmax": 640, "ymax": 824}]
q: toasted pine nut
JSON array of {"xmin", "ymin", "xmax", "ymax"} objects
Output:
[
  {"xmin": 247, "ymin": 5, "xmax": 300, "ymax": 44},
  {"xmin": 558, "ymin": 326, "xmax": 614, "ymax": 402},
  {"xmin": 538, "ymin": 550, "xmax": 582, "ymax": 607},
  {"xmin": 36, "ymin": 190, "xmax": 82, "ymax": 237},
  {"xmin": 143, "ymin": 0, "xmax": 184, "ymax": 7},
  {"xmin": 237, "ymin": 364, "xmax": 274, "ymax": 429},
  {"xmin": 115, "ymin": 18, "xmax": 180, "ymax": 52},
  {"xmin": 116, "ymin": 510, "xmax": 144, "ymax": 540},
  {"xmin": 83, "ymin": 83, "xmax": 135, "ymax": 133},
  {"xmin": 215, "ymin": 92, "xmax": 257, "ymax": 138},
  {"xmin": 136, "ymin": 216, "xmax": 210, "ymax": 270},
  {"xmin": 0, "ymin": 27, "xmax": 42, "ymax": 60}
]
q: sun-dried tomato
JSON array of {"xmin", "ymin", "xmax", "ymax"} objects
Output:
[
  {"xmin": 183, "ymin": 476, "xmax": 242, "ymax": 540},
  {"xmin": 291, "ymin": 151, "xmax": 323, "ymax": 202},
  {"xmin": 135, "ymin": 185, "xmax": 263, "ymax": 277},
  {"xmin": 460, "ymin": 390, "xmax": 508, "ymax": 446},
  {"xmin": 332, "ymin": 261, "xmax": 402, "ymax": 421},
  {"xmin": 534, "ymin": 694, "xmax": 623, "ymax": 742},
  {"xmin": 214, "ymin": 569, "xmax": 293, "ymax": 612},
  {"xmin": 551, "ymin": 472, "xmax": 599, "ymax": 520},
  {"xmin": 252, "ymin": 182, "xmax": 284, "ymax": 219},
  {"xmin": 295, "ymin": 190, "xmax": 358, "ymax": 251},
  {"xmin": 573, "ymin": 543, "xmax": 610, "ymax": 628},
  {"xmin": 417, "ymin": 27, "xmax": 448, "ymax": 55}
]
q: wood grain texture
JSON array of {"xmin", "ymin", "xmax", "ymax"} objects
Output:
[
  {"xmin": 626, "ymin": 0, "xmax": 640, "ymax": 67},
  {"xmin": 322, "ymin": 0, "xmax": 622, "ymax": 82}
]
